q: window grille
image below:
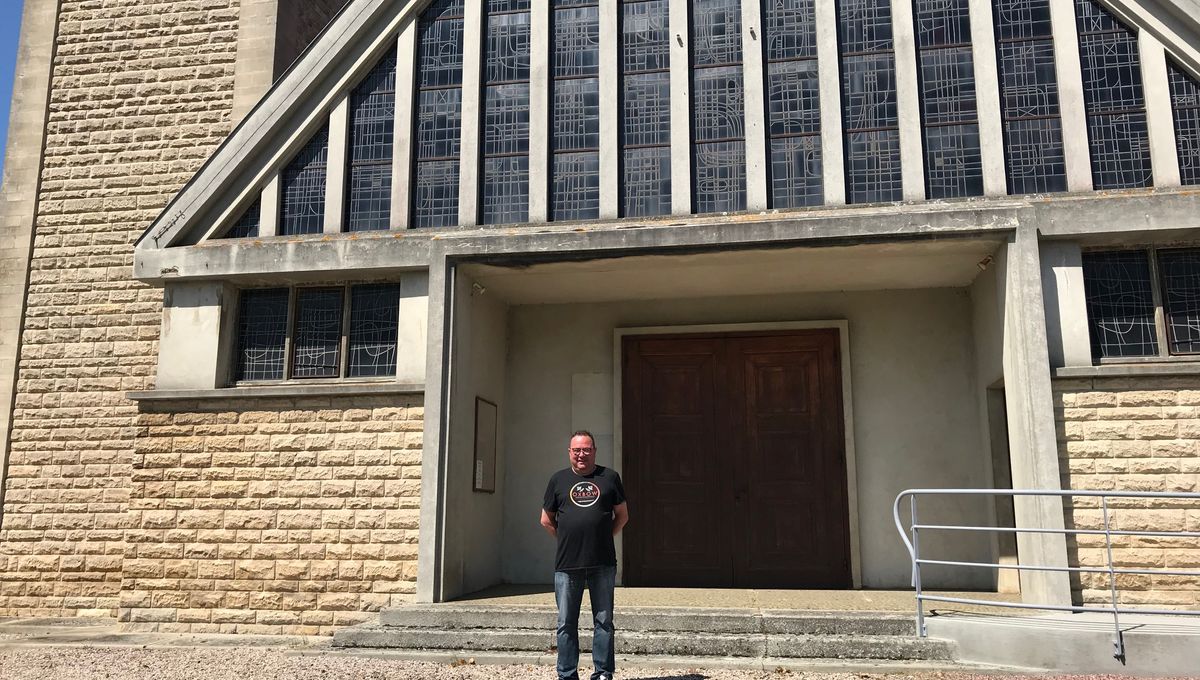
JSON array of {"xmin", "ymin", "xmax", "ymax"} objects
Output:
[
  {"xmin": 621, "ymin": 0, "xmax": 672, "ymax": 217},
  {"xmin": 552, "ymin": 1, "xmax": 601, "ymax": 221},
  {"xmin": 993, "ymin": 0, "xmax": 1066, "ymax": 194},
  {"xmin": 1167, "ymin": 61, "xmax": 1200, "ymax": 186},
  {"xmin": 236, "ymin": 288, "xmax": 290, "ymax": 381},
  {"xmin": 349, "ymin": 284, "xmax": 402, "ymax": 378},
  {"xmin": 1074, "ymin": 0, "xmax": 1151, "ymax": 189},
  {"xmin": 764, "ymin": 0, "xmax": 823, "ymax": 208},
  {"xmin": 837, "ymin": 0, "xmax": 902, "ymax": 203},
  {"xmin": 279, "ymin": 125, "xmax": 329, "ymax": 235},
  {"xmin": 915, "ymin": 0, "xmax": 983, "ymax": 198},
  {"xmin": 222, "ymin": 197, "xmax": 261, "ymax": 239},
  {"xmin": 346, "ymin": 49, "xmax": 397, "ymax": 232},
  {"xmin": 482, "ymin": 2, "xmax": 532, "ymax": 224},
  {"xmin": 692, "ymin": 0, "xmax": 747, "ymax": 214},
  {"xmin": 1158, "ymin": 249, "xmax": 1200, "ymax": 354},
  {"xmin": 414, "ymin": 0, "xmax": 465, "ymax": 227}
]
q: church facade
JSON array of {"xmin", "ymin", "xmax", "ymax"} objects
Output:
[{"xmin": 1, "ymin": 0, "xmax": 1199, "ymax": 635}]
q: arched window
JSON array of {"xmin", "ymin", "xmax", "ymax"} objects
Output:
[{"xmin": 413, "ymin": 0, "xmax": 465, "ymax": 227}]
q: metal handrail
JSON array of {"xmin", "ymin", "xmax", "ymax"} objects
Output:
[{"xmin": 893, "ymin": 488, "xmax": 1200, "ymax": 664}]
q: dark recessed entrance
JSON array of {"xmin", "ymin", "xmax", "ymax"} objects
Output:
[{"xmin": 621, "ymin": 329, "xmax": 852, "ymax": 589}]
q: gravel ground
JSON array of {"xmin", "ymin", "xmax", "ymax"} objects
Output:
[{"xmin": 0, "ymin": 646, "xmax": 1189, "ymax": 680}]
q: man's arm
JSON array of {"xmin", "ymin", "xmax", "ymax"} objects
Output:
[
  {"xmin": 540, "ymin": 509, "xmax": 558, "ymax": 538},
  {"xmin": 612, "ymin": 502, "xmax": 629, "ymax": 537}
]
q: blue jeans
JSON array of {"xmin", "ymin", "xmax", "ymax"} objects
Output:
[{"xmin": 553, "ymin": 565, "xmax": 616, "ymax": 680}]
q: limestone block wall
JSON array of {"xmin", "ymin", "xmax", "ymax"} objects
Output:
[
  {"xmin": 1054, "ymin": 376, "xmax": 1200, "ymax": 609},
  {"xmin": 0, "ymin": 0, "xmax": 241, "ymax": 618},
  {"xmin": 122, "ymin": 395, "xmax": 423, "ymax": 635}
]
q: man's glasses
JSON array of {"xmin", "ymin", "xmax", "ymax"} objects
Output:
[{"xmin": 569, "ymin": 448, "xmax": 595, "ymax": 454}]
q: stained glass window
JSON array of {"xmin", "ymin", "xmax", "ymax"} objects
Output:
[
  {"xmin": 692, "ymin": 0, "xmax": 746, "ymax": 214},
  {"xmin": 621, "ymin": 0, "xmax": 671, "ymax": 217},
  {"xmin": 414, "ymin": 2, "xmax": 465, "ymax": 228},
  {"xmin": 1082, "ymin": 251, "xmax": 1158, "ymax": 358},
  {"xmin": 349, "ymin": 284, "xmax": 402, "ymax": 377},
  {"xmin": 482, "ymin": 3, "xmax": 532, "ymax": 224},
  {"xmin": 764, "ymin": 0, "xmax": 823, "ymax": 208},
  {"xmin": 1075, "ymin": 0, "xmax": 1151, "ymax": 189},
  {"xmin": 1158, "ymin": 249, "xmax": 1200, "ymax": 354},
  {"xmin": 1167, "ymin": 61, "xmax": 1200, "ymax": 185},
  {"xmin": 552, "ymin": 2, "xmax": 601, "ymax": 221},
  {"xmin": 222, "ymin": 197, "xmax": 261, "ymax": 239},
  {"xmin": 346, "ymin": 49, "xmax": 396, "ymax": 232},
  {"xmin": 292, "ymin": 288, "xmax": 344, "ymax": 379},
  {"xmin": 915, "ymin": 0, "xmax": 982, "ymax": 198},
  {"xmin": 994, "ymin": 0, "xmax": 1066, "ymax": 194},
  {"xmin": 838, "ymin": 0, "xmax": 901, "ymax": 203},
  {"xmin": 236, "ymin": 289, "xmax": 289, "ymax": 381},
  {"xmin": 279, "ymin": 125, "xmax": 329, "ymax": 235}
]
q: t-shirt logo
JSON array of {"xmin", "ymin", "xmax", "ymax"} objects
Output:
[{"xmin": 570, "ymin": 481, "xmax": 601, "ymax": 508}]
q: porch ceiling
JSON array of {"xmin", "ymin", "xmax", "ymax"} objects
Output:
[{"xmin": 460, "ymin": 238, "xmax": 1005, "ymax": 304}]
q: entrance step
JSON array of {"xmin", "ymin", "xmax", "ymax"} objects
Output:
[{"xmin": 333, "ymin": 605, "xmax": 954, "ymax": 663}]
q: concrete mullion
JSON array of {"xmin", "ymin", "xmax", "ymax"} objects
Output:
[
  {"xmin": 529, "ymin": 1, "xmax": 551, "ymax": 223},
  {"xmin": 458, "ymin": 2, "xmax": 485, "ymax": 227},
  {"xmin": 260, "ymin": 175, "xmax": 281, "ymax": 237},
  {"xmin": 1048, "ymin": 0, "xmax": 1093, "ymax": 192},
  {"xmin": 599, "ymin": 0, "xmax": 620, "ymax": 220},
  {"xmin": 969, "ymin": 0, "xmax": 1008, "ymax": 196},
  {"xmin": 742, "ymin": 0, "xmax": 769, "ymax": 212},
  {"xmin": 814, "ymin": 0, "xmax": 845, "ymax": 206},
  {"xmin": 393, "ymin": 24, "xmax": 418, "ymax": 229},
  {"xmin": 324, "ymin": 96, "xmax": 351, "ymax": 234},
  {"xmin": 669, "ymin": 0, "xmax": 692, "ymax": 216},
  {"xmin": 890, "ymin": 0, "xmax": 925, "ymax": 201},
  {"xmin": 1140, "ymin": 34, "xmax": 1181, "ymax": 188}
]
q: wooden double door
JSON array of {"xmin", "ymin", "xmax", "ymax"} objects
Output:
[{"xmin": 622, "ymin": 329, "xmax": 852, "ymax": 589}]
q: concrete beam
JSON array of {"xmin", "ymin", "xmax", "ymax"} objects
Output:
[
  {"xmin": 969, "ymin": 0, "xmax": 1007, "ymax": 196},
  {"xmin": 669, "ymin": 0, "xmax": 691, "ymax": 215},
  {"xmin": 1140, "ymin": 33, "xmax": 1182, "ymax": 188},
  {"xmin": 1048, "ymin": 0, "xmax": 1093, "ymax": 192},
  {"xmin": 417, "ymin": 257, "xmax": 452, "ymax": 602},
  {"xmin": 529, "ymin": 1, "xmax": 551, "ymax": 223},
  {"xmin": 457, "ymin": 1, "xmax": 484, "ymax": 227},
  {"xmin": 393, "ymin": 24, "xmax": 418, "ymax": 229},
  {"xmin": 742, "ymin": 0, "xmax": 769, "ymax": 212},
  {"xmin": 892, "ymin": 0, "xmax": 925, "ymax": 201},
  {"xmin": 260, "ymin": 175, "xmax": 281, "ymax": 238},
  {"xmin": 1039, "ymin": 241, "xmax": 1092, "ymax": 368},
  {"xmin": 325, "ymin": 95, "xmax": 351, "ymax": 234},
  {"xmin": 814, "ymin": 0, "xmax": 845, "ymax": 206},
  {"xmin": 598, "ymin": 0, "xmax": 619, "ymax": 220}
]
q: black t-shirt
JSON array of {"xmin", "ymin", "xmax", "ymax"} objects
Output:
[{"xmin": 542, "ymin": 466, "xmax": 626, "ymax": 571}]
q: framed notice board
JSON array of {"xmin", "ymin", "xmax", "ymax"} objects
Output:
[{"xmin": 473, "ymin": 397, "xmax": 498, "ymax": 493}]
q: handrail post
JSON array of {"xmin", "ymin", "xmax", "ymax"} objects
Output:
[
  {"xmin": 911, "ymin": 494, "xmax": 926, "ymax": 636},
  {"xmin": 1101, "ymin": 495, "xmax": 1126, "ymax": 662}
]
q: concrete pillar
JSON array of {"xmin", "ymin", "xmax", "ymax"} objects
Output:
[
  {"xmin": 397, "ymin": 273, "xmax": 430, "ymax": 383},
  {"xmin": 417, "ymin": 257, "xmax": 453, "ymax": 603},
  {"xmin": 1048, "ymin": 0, "xmax": 1093, "ymax": 192},
  {"xmin": 1001, "ymin": 227, "xmax": 1072, "ymax": 606},
  {"xmin": 891, "ymin": 0, "xmax": 925, "ymax": 201},
  {"xmin": 1040, "ymin": 241, "xmax": 1093, "ymax": 368},
  {"xmin": 324, "ymin": 95, "xmax": 350, "ymax": 234},
  {"xmin": 393, "ymin": 24, "xmax": 418, "ymax": 229},
  {"xmin": 669, "ymin": 0, "xmax": 692, "ymax": 215},
  {"xmin": 742, "ymin": 0, "xmax": 769, "ymax": 212},
  {"xmin": 598, "ymin": 0, "xmax": 620, "ymax": 220},
  {"xmin": 969, "ymin": 0, "xmax": 1007, "ymax": 196},
  {"xmin": 457, "ymin": 2, "xmax": 485, "ymax": 227},
  {"xmin": 529, "ymin": 0, "xmax": 551, "ymax": 223},
  {"xmin": 814, "ymin": 0, "xmax": 845, "ymax": 205},
  {"xmin": 1140, "ymin": 34, "xmax": 1182, "ymax": 188},
  {"xmin": 156, "ymin": 282, "xmax": 239, "ymax": 390},
  {"xmin": 260, "ymin": 175, "xmax": 281, "ymax": 237}
]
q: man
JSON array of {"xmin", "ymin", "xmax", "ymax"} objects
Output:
[{"xmin": 541, "ymin": 430, "xmax": 629, "ymax": 680}]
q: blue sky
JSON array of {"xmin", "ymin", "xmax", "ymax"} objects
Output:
[{"xmin": 0, "ymin": 0, "xmax": 26, "ymax": 180}]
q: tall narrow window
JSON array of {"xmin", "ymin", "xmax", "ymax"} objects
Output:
[
  {"xmin": 482, "ymin": 0, "xmax": 532, "ymax": 225},
  {"xmin": 838, "ymin": 0, "xmax": 902, "ymax": 203},
  {"xmin": 346, "ymin": 49, "xmax": 397, "ymax": 232},
  {"xmin": 279, "ymin": 125, "xmax": 329, "ymax": 235},
  {"xmin": 1168, "ymin": 60, "xmax": 1200, "ymax": 185},
  {"xmin": 414, "ymin": 0, "xmax": 465, "ymax": 227},
  {"xmin": 1075, "ymin": 0, "xmax": 1151, "ymax": 189},
  {"xmin": 764, "ymin": 0, "xmax": 823, "ymax": 208},
  {"xmin": 993, "ymin": 0, "xmax": 1066, "ymax": 194},
  {"xmin": 621, "ymin": 0, "xmax": 671, "ymax": 217},
  {"xmin": 914, "ymin": 0, "xmax": 983, "ymax": 198},
  {"xmin": 692, "ymin": 0, "xmax": 747, "ymax": 214},
  {"xmin": 552, "ymin": 0, "xmax": 601, "ymax": 221}
]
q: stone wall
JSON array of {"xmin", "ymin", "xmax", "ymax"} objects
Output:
[
  {"xmin": 0, "ymin": 0, "xmax": 240, "ymax": 617},
  {"xmin": 1054, "ymin": 376, "xmax": 1200, "ymax": 609},
  {"xmin": 122, "ymin": 395, "xmax": 422, "ymax": 635}
]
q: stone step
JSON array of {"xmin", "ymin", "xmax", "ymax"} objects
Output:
[
  {"xmin": 333, "ymin": 626, "xmax": 954, "ymax": 661},
  {"xmin": 377, "ymin": 605, "xmax": 917, "ymax": 636}
]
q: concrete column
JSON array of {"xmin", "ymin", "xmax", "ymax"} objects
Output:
[
  {"xmin": 417, "ymin": 256, "xmax": 453, "ymax": 603},
  {"xmin": 814, "ymin": 0, "xmax": 845, "ymax": 205},
  {"xmin": 260, "ymin": 175, "xmax": 281, "ymax": 237},
  {"xmin": 324, "ymin": 95, "xmax": 350, "ymax": 234},
  {"xmin": 669, "ymin": 0, "xmax": 692, "ymax": 215},
  {"xmin": 1140, "ymin": 33, "xmax": 1181, "ymax": 188},
  {"xmin": 396, "ymin": 272, "xmax": 430, "ymax": 383},
  {"xmin": 530, "ymin": 1, "xmax": 551, "ymax": 223},
  {"xmin": 599, "ymin": 0, "xmax": 620, "ymax": 220},
  {"xmin": 742, "ymin": 0, "xmax": 769, "ymax": 212},
  {"xmin": 891, "ymin": 0, "xmax": 925, "ymax": 201},
  {"xmin": 156, "ymin": 282, "xmax": 238, "ymax": 390},
  {"xmin": 393, "ymin": 24, "xmax": 418, "ymax": 229},
  {"xmin": 1048, "ymin": 0, "xmax": 1093, "ymax": 192},
  {"xmin": 1040, "ymin": 241, "xmax": 1093, "ymax": 368},
  {"xmin": 969, "ymin": 0, "xmax": 1008, "ymax": 196},
  {"xmin": 1001, "ymin": 226, "xmax": 1072, "ymax": 606},
  {"xmin": 458, "ymin": 2, "xmax": 485, "ymax": 227},
  {"xmin": 232, "ymin": 0, "xmax": 280, "ymax": 122}
]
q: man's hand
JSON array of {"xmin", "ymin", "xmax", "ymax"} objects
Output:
[
  {"xmin": 612, "ymin": 502, "xmax": 629, "ymax": 537},
  {"xmin": 540, "ymin": 509, "xmax": 558, "ymax": 538}
]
